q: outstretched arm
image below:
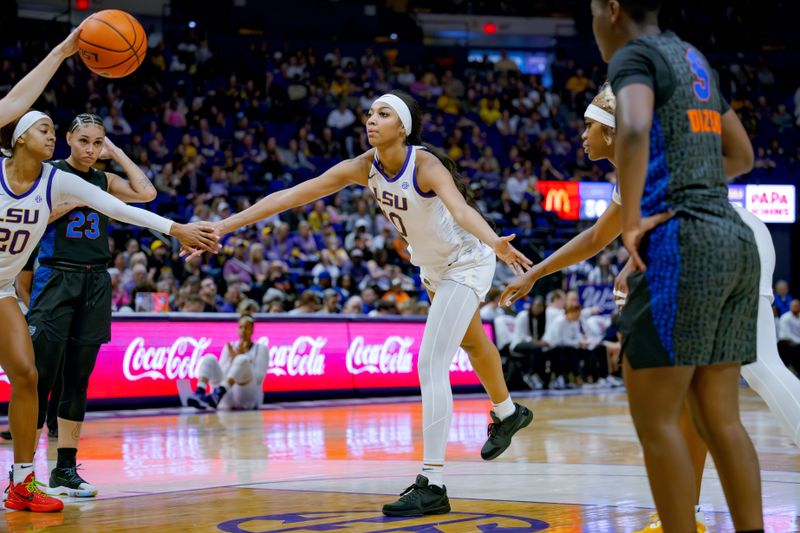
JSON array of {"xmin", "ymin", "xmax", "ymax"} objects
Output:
[
  {"xmin": 51, "ymin": 169, "xmax": 218, "ymax": 252},
  {"xmin": 416, "ymin": 151, "xmax": 531, "ymax": 273},
  {"xmin": 217, "ymin": 155, "xmax": 370, "ymax": 236},
  {"xmin": 0, "ymin": 27, "xmax": 82, "ymax": 127},
  {"xmin": 501, "ymin": 202, "xmax": 622, "ymax": 306}
]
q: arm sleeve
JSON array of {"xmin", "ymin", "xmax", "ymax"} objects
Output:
[{"xmin": 51, "ymin": 169, "xmax": 173, "ymax": 235}]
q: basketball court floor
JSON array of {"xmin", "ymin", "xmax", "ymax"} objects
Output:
[{"xmin": 0, "ymin": 389, "xmax": 798, "ymax": 532}]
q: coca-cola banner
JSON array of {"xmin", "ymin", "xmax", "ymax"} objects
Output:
[{"xmin": 0, "ymin": 317, "xmax": 490, "ymax": 402}]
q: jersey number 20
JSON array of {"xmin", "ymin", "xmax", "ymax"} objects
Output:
[
  {"xmin": 66, "ymin": 212, "xmax": 100, "ymax": 240},
  {"xmin": 685, "ymin": 48, "xmax": 710, "ymax": 101},
  {"xmin": 0, "ymin": 228, "xmax": 30, "ymax": 255}
]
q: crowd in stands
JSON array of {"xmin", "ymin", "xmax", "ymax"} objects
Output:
[{"xmin": 1, "ymin": 25, "xmax": 797, "ymax": 327}]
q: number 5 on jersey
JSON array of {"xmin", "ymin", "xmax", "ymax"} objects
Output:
[{"xmin": 66, "ymin": 211, "xmax": 100, "ymax": 239}]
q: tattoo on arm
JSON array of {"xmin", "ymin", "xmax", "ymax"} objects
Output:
[{"xmin": 49, "ymin": 202, "xmax": 81, "ymax": 222}]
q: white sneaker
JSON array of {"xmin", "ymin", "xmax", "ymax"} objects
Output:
[
  {"xmin": 523, "ymin": 373, "xmax": 544, "ymax": 390},
  {"xmin": 607, "ymin": 375, "xmax": 624, "ymax": 387},
  {"xmin": 596, "ymin": 377, "xmax": 610, "ymax": 388},
  {"xmin": 553, "ymin": 375, "xmax": 566, "ymax": 390}
]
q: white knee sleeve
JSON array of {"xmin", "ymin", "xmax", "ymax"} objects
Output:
[
  {"xmin": 418, "ymin": 280, "xmax": 479, "ymax": 467},
  {"xmin": 741, "ymin": 297, "xmax": 800, "ymax": 447},
  {"xmin": 198, "ymin": 354, "xmax": 224, "ymax": 385},
  {"xmin": 227, "ymin": 357, "xmax": 254, "ymax": 386}
]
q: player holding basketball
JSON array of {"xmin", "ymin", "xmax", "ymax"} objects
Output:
[
  {"xmin": 27, "ymin": 113, "xmax": 159, "ymax": 498},
  {"xmin": 0, "ymin": 110, "xmax": 217, "ymax": 512},
  {"xmin": 504, "ymin": 81, "xmax": 799, "ymax": 531},
  {"xmin": 209, "ymin": 89, "xmax": 534, "ymax": 516},
  {"xmin": 571, "ymin": 1, "xmax": 763, "ymax": 531}
]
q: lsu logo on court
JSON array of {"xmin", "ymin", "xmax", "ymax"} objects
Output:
[{"xmin": 217, "ymin": 511, "xmax": 549, "ymax": 532}]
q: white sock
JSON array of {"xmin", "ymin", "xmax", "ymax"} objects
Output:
[
  {"xmin": 493, "ymin": 396, "xmax": 516, "ymax": 421},
  {"xmin": 12, "ymin": 463, "xmax": 34, "ymax": 483},
  {"xmin": 422, "ymin": 463, "xmax": 444, "ymax": 487}
]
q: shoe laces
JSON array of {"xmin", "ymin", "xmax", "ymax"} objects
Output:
[
  {"xmin": 61, "ymin": 465, "xmax": 87, "ymax": 485},
  {"xmin": 397, "ymin": 482, "xmax": 424, "ymax": 502},
  {"xmin": 486, "ymin": 419, "xmax": 502, "ymax": 438},
  {"xmin": 24, "ymin": 478, "xmax": 48, "ymax": 496}
]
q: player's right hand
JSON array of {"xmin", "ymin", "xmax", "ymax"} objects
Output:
[
  {"xmin": 57, "ymin": 24, "xmax": 84, "ymax": 58},
  {"xmin": 171, "ymin": 222, "xmax": 220, "ymax": 254},
  {"xmin": 500, "ymin": 269, "xmax": 539, "ymax": 308}
]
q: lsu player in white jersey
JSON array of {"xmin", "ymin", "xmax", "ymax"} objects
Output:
[
  {"xmin": 208, "ymin": 90, "xmax": 534, "ymax": 516},
  {"xmin": 0, "ymin": 110, "xmax": 218, "ymax": 512},
  {"xmin": 502, "ymin": 84, "xmax": 800, "ymax": 532}
]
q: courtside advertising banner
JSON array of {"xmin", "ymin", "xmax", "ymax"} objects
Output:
[{"xmin": 0, "ymin": 316, "xmax": 488, "ymax": 402}]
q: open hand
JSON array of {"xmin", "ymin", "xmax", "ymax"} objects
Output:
[
  {"xmin": 622, "ymin": 210, "xmax": 674, "ymax": 272},
  {"xmin": 493, "ymin": 234, "xmax": 533, "ymax": 276},
  {"xmin": 57, "ymin": 24, "xmax": 84, "ymax": 58}
]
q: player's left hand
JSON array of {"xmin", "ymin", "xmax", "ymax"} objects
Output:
[
  {"xmin": 493, "ymin": 234, "xmax": 533, "ymax": 276},
  {"xmin": 98, "ymin": 136, "xmax": 118, "ymax": 160},
  {"xmin": 171, "ymin": 222, "xmax": 220, "ymax": 255},
  {"xmin": 621, "ymin": 210, "xmax": 674, "ymax": 272}
]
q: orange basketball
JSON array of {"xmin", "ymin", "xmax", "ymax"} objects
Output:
[{"xmin": 77, "ymin": 10, "xmax": 147, "ymax": 78}]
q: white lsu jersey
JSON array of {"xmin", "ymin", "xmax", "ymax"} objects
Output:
[
  {"xmin": 0, "ymin": 159, "xmax": 54, "ymax": 281},
  {"xmin": 368, "ymin": 145, "xmax": 482, "ymax": 268}
]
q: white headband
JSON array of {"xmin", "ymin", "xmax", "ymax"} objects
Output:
[
  {"xmin": 1, "ymin": 111, "xmax": 51, "ymax": 157},
  {"xmin": 584, "ymin": 104, "xmax": 615, "ymax": 129},
  {"xmin": 373, "ymin": 94, "xmax": 412, "ymax": 136}
]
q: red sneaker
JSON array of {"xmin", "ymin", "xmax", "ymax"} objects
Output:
[{"xmin": 4, "ymin": 472, "xmax": 64, "ymax": 512}]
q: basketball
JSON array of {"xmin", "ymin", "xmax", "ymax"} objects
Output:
[{"xmin": 77, "ymin": 9, "xmax": 147, "ymax": 78}]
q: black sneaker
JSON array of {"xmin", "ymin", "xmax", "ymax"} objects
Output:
[
  {"xmin": 187, "ymin": 391, "xmax": 208, "ymax": 410},
  {"xmin": 205, "ymin": 386, "xmax": 227, "ymax": 408},
  {"xmin": 480, "ymin": 403, "xmax": 534, "ymax": 460},
  {"xmin": 0, "ymin": 430, "xmax": 11, "ymax": 441},
  {"xmin": 46, "ymin": 465, "xmax": 97, "ymax": 497},
  {"xmin": 382, "ymin": 475, "xmax": 450, "ymax": 516}
]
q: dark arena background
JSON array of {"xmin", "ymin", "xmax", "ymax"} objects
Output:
[{"xmin": 0, "ymin": 0, "xmax": 797, "ymax": 531}]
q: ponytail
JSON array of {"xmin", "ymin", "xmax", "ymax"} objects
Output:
[{"xmin": 390, "ymin": 89, "xmax": 496, "ymax": 233}]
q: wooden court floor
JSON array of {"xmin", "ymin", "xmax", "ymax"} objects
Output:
[{"xmin": 0, "ymin": 390, "xmax": 798, "ymax": 532}]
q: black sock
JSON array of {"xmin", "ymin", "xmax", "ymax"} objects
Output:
[{"xmin": 56, "ymin": 447, "xmax": 78, "ymax": 469}]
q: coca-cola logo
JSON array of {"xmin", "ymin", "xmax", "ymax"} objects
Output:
[
  {"xmin": 450, "ymin": 348, "xmax": 474, "ymax": 372},
  {"xmin": 258, "ymin": 336, "xmax": 326, "ymax": 377},
  {"xmin": 123, "ymin": 337, "xmax": 212, "ymax": 381},
  {"xmin": 346, "ymin": 336, "xmax": 415, "ymax": 375}
]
